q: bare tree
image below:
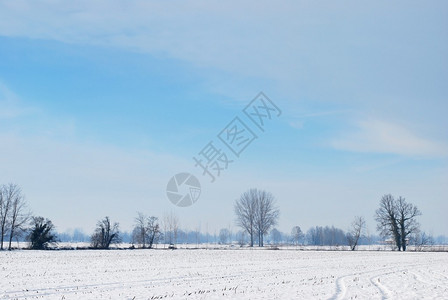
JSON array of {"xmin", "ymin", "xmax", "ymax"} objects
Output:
[
  {"xmin": 0, "ymin": 184, "xmax": 12, "ymax": 250},
  {"xmin": 132, "ymin": 212, "xmax": 161, "ymax": 249},
  {"xmin": 396, "ymin": 197, "xmax": 421, "ymax": 251},
  {"xmin": 133, "ymin": 212, "xmax": 147, "ymax": 248},
  {"xmin": 254, "ymin": 189, "xmax": 279, "ymax": 247},
  {"xmin": 8, "ymin": 186, "xmax": 29, "ymax": 250},
  {"xmin": 291, "ymin": 226, "xmax": 304, "ymax": 246},
  {"xmin": 375, "ymin": 194, "xmax": 421, "ymax": 251},
  {"xmin": 375, "ymin": 194, "xmax": 401, "ymax": 250},
  {"xmin": 146, "ymin": 216, "xmax": 161, "ymax": 248},
  {"xmin": 234, "ymin": 189, "xmax": 257, "ymax": 247},
  {"xmin": 346, "ymin": 216, "xmax": 365, "ymax": 251},
  {"xmin": 27, "ymin": 216, "xmax": 58, "ymax": 250},
  {"xmin": 91, "ymin": 216, "xmax": 121, "ymax": 249},
  {"xmin": 235, "ymin": 189, "xmax": 279, "ymax": 247},
  {"xmin": 0, "ymin": 184, "xmax": 31, "ymax": 250}
]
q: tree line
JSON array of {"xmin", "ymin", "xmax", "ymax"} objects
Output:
[
  {"xmin": 233, "ymin": 188, "xmax": 435, "ymax": 251},
  {"xmin": 0, "ymin": 183, "xmax": 442, "ymax": 251}
]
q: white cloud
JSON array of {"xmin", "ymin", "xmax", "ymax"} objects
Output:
[
  {"xmin": 331, "ymin": 118, "xmax": 448, "ymax": 158},
  {"xmin": 1, "ymin": 1, "xmax": 446, "ymax": 114},
  {"xmin": 0, "ymin": 1, "xmax": 377, "ymax": 82}
]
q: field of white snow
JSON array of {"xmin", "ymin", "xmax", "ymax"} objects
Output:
[{"xmin": 1, "ymin": 249, "xmax": 447, "ymax": 299}]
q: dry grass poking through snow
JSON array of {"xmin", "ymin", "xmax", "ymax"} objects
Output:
[{"xmin": 1, "ymin": 249, "xmax": 447, "ymax": 299}]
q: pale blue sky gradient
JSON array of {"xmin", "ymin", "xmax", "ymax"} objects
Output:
[{"xmin": 0, "ymin": 1, "xmax": 447, "ymax": 236}]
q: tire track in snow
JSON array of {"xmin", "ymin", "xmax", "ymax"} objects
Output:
[
  {"xmin": 366, "ymin": 265, "xmax": 432, "ymax": 300},
  {"xmin": 329, "ymin": 263, "xmax": 427, "ymax": 300},
  {"xmin": 369, "ymin": 273, "xmax": 392, "ymax": 299},
  {"xmin": 331, "ymin": 275, "xmax": 347, "ymax": 300},
  {"xmin": 419, "ymin": 268, "xmax": 448, "ymax": 282},
  {"xmin": 330, "ymin": 266, "xmax": 396, "ymax": 300},
  {"xmin": 408, "ymin": 268, "xmax": 448, "ymax": 289}
]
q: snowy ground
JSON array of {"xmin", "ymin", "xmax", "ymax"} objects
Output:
[{"xmin": 1, "ymin": 249, "xmax": 447, "ymax": 299}]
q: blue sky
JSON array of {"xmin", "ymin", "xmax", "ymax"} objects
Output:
[{"xmin": 0, "ymin": 1, "xmax": 447, "ymax": 236}]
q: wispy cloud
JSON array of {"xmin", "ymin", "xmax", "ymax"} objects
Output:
[
  {"xmin": 331, "ymin": 118, "xmax": 448, "ymax": 158},
  {"xmin": 288, "ymin": 109, "xmax": 352, "ymax": 130},
  {"xmin": 294, "ymin": 109, "xmax": 353, "ymax": 119},
  {"xmin": 0, "ymin": 81, "xmax": 36, "ymax": 119},
  {"xmin": 288, "ymin": 120, "xmax": 304, "ymax": 129}
]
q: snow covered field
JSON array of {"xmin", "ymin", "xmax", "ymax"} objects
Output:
[{"xmin": 1, "ymin": 249, "xmax": 447, "ymax": 299}]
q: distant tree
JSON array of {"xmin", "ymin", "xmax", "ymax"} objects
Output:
[
  {"xmin": 291, "ymin": 226, "xmax": 304, "ymax": 245},
  {"xmin": 375, "ymin": 194, "xmax": 421, "ymax": 251},
  {"xmin": 346, "ymin": 216, "xmax": 365, "ymax": 251},
  {"xmin": 270, "ymin": 228, "xmax": 282, "ymax": 245},
  {"xmin": 132, "ymin": 212, "xmax": 161, "ymax": 249},
  {"xmin": 435, "ymin": 235, "xmax": 448, "ymax": 245},
  {"xmin": 364, "ymin": 225, "xmax": 373, "ymax": 248},
  {"xmin": 27, "ymin": 216, "xmax": 58, "ymax": 250},
  {"xmin": 120, "ymin": 231, "xmax": 132, "ymax": 243},
  {"xmin": 227, "ymin": 227, "xmax": 233, "ymax": 244},
  {"xmin": 162, "ymin": 212, "xmax": 179, "ymax": 246},
  {"xmin": 306, "ymin": 226, "xmax": 347, "ymax": 246},
  {"xmin": 306, "ymin": 226, "xmax": 321, "ymax": 245},
  {"xmin": 73, "ymin": 228, "xmax": 88, "ymax": 242},
  {"xmin": 219, "ymin": 228, "xmax": 230, "ymax": 244},
  {"xmin": 194, "ymin": 225, "xmax": 201, "ymax": 247},
  {"xmin": 409, "ymin": 231, "xmax": 434, "ymax": 251},
  {"xmin": 91, "ymin": 216, "xmax": 120, "ymax": 249},
  {"xmin": 236, "ymin": 230, "xmax": 247, "ymax": 247},
  {"xmin": 187, "ymin": 229, "xmax": 200, "ymax": 246}
]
